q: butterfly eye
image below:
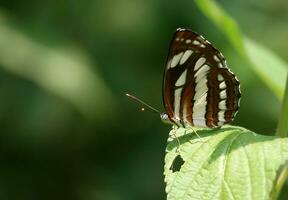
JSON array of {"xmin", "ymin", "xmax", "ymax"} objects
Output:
[{"xmin": 162, "ymin": 28, "xmax": 241, "ymax": 128}]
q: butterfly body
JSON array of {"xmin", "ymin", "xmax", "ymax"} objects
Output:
[{"xmin": 162, "ymin": 28, "xmax": 241, "ymax": 128}]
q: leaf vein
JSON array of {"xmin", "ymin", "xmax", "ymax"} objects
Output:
[
  {"xmin": 221, "ymin": 131, "xmax": 244, "ymax": 200},
  {"xmin": 239, "ymin": 138, "xmax": 253, "ymax": 200}
]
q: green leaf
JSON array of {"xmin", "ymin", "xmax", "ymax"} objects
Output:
[
  {"xmin": 194, "ymin": 0, "xmax": 288, "ymax": 100},
  {"xmin": 164, "ymin": 126, "xmax": 288, "ymax": 200},
  {"xmin": 243, "ymin": 38, "xmax": 288, "ymax": 100}
]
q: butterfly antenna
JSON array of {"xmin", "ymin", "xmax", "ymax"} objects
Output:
[{"xmin": 125, "ymin": 93, "xmax": 161, "ymax": 114}]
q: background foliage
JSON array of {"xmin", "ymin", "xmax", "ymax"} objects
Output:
[{"xmin": 0, "ymin": 0, "xmax": 287, "ymax": 199}]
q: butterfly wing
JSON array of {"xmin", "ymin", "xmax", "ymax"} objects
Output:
[{"xmin": 162, "ymin": 28, "xmax": 241, "ymax": 128}]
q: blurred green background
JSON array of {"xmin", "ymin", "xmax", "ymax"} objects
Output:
[{"xmin": 0, "ymin": 0, "xmax": 287, "ymax": 199}]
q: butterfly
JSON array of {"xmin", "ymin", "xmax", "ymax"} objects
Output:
[{"xmin": 160, "ymin": 28, "xmax": 241, "ymax": 128}]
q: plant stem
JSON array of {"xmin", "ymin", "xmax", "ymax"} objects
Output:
[
  {"xmin": 271, "ymin": 162, "xmax": 288, "ymax": 200},
  {"xmin": 277, "ymin": 76, "xmax": 288, "ymax": 138},
  {"xmin": 272, "ymin": 76, "xmax": 288, "ymax": 199}
]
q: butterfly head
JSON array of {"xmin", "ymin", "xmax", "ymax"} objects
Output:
[{"xmin": 160, "ymin": 113, "xmax": 171, "ymax": 124}]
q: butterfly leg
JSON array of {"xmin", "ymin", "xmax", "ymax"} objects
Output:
[
  {"xmin": 190, "ymin": 126, "xmax": 216, "ymax": 149},
  {"xmin": 192, "ymin": 127, "xmax": 203, "ymax": 142},
  {"xmin": 169, "ymin": 125, "xmax": 181, "ymax": 153},
  {"xmin": 185, "ymin": 125, "xmax": 205, "ymax": 145}
]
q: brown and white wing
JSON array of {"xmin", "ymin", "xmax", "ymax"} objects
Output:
[{"xmin": 162, "ymin": 28, "xmax": 241, "ymax": 128}]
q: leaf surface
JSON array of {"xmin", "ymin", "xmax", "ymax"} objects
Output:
[{"xmin": 164, "ymin": 126, "xmax": 288, "ymax": 200}]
